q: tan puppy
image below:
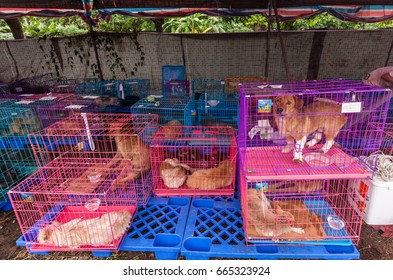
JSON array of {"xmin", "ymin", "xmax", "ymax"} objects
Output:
[
  {"xmin": 273, "ymin": 95, "xmax": 347, "ymax": 163},
  {"xmin": 109, "ymin": 121, "xmax": 151, "ymax": 182},
  {"xmin": 187, "ymin": 160, "xmax": 233, "ymax": 190}
]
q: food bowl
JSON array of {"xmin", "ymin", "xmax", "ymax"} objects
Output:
[
  {"xmin": 84, "ymin": 198, "xmax": 101, "ymax": 212},
  {"xmin": 303, "ymin": 153, "xmax": 331, "ymax": 169},
  {"xmin": 327, "ymin": 215, "xmax": 345, "ymax": 230},
  {"xmin": 331, "ymin": 153, "xmax": 354, "ymax": 169},
  {"xmin": 88, "ymin": 172, "xmax": 102, "ymax": 184},
  {"xmin": 207, "ymin": 100, "xmax": 220, "ymax": 107}
]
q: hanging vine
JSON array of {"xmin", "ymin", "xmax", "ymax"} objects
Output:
[{"xmin": 37, "ymin": 32, "xmax": 146, "ymax": 81}]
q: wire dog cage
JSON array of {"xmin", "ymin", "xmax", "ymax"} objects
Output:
[
  {"xmin": 239, "ymin": 169, "xmax": 366, "ymax": 246},
  {"xmin": 237, "ymin": 79, "xmax": 391, "ymax": 179},
  {"xmin": 150, "ymin": 126, "xmax": 237, "ymax": 196},
  {"xmin": 9, "ymin": 160, "xmax": 138, "ymax": 252}
]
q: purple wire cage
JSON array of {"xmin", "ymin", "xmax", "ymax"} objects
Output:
[
  {"xmin": 37, "ymin": 100, "xmax": 98, "ymax": 129},
  {"xmin": 238, "ymin": 79, "xmax": 392, "ymax": 181}
]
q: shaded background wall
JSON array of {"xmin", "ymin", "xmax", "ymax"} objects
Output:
[{"xmin": 0, "ymin": 29, "xmax": 392, "ymax": 90}]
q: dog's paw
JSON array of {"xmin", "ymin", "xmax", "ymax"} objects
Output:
[
  {"xmin": 293, "ymin": 158, "xmax": 303, "ymax": 164},
  {"xmin": 282, "ymin": 146, "xmax": 293, "ymax": 153}
]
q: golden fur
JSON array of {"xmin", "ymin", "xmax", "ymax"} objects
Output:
[
  {"xmin": 161, "ymin": 120, "xmax": 182, "ymax": 140},
  {"xmin": 186, "ymin": 160, "xmax": 233, "ymax": 190},
  {"xmin": 273, "ymin": 95, "xmax": 347, "ymax": 162}
]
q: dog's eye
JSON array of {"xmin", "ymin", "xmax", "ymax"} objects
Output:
[{"xmin": 286, "ymin": 101, "xmax": 292, "ymax": 105}]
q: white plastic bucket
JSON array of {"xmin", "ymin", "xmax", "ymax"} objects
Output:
[{"xmin": 363, "ymin": 177, "xmax": 393, "ymax": 225}]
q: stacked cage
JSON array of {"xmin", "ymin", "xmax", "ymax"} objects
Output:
[
  {"xmin": 150, "ymin": 126, "xmax": 237, "ymax": 196},
  {"xmin": 238, "ymin": 80, "xmax": 391, "ymax": 246},
  {"xmin": 75, "ymin": 80, "xmax": 120, "ymax": 112},
  {"xmin": 225, "ymin": 76, "xmax": 268, "ymax": 98},
  {"xmin": 118, "ymin": 79, "xmax": 150, "ymax": 99},
  {"xmin": 8, "ymin": 73, "xmax": 57, "ymax": 94},
  {"xmin": 0, "ymin": 102, "xmax": 42, "ymax": 207},
  {"xmin": 191, "ymin": 78, "xmax": 226, "ymax": 100},
  {"xmin": 163, "ymin": 80, "xmax": 190, "ymax": 99},
  {"xmin": 195, "ymin": 94, "xmax": 239, "ymax": 130},
  {"xmin": 9, "ymin": 113, "xmax": 158, "ymax": 252},
  {"xmin": 37, "ymin": 100, "xmax": 98, "ymax": 129},
  {"xmin": 130, "ymin": 98, "xmax": 195, "ymax": 126},
  {"xmin": 48, "ymin": 77, "xmax": 99, "ymax": 94}
]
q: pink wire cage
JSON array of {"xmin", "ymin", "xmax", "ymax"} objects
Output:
[
  {"xmin": 37, "ymin": 100, "xmax": 98, "ymax": 129},
  {"xmin": 150, "ymin": 126, "xmax": 237, "ymax": 196},
  {"xmin": 8, "ymin": 160, "xmax": 138, "ymax": 252},
  {"xmin": 27, "ymin": 113, "xmax": 158, "ymax": 205},
  {"xmin": 239, "ymin": 169, "xmax": 366, "ymax": 246}
]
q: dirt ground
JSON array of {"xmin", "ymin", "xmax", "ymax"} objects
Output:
[{"xmin": 1, "ymin": 210, "xmax": 392, "ymax": 260}]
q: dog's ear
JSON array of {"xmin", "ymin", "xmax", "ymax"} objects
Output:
[{"xmin": 294, "ymin": 95, "xmax": 304, "ymax": 110}]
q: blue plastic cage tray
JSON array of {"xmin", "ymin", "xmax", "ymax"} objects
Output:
[
  {"xmin": 120, "ymin": 197, "xmax": 191, "ymax": 260},
  {"xmin": 181, "ymin": 198, "xmax": 359, "ymax": 260}
]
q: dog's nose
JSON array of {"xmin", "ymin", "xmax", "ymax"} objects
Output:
[{"xmin": 276, "ymin": 108, "xmax": 283, "ymax": 114}]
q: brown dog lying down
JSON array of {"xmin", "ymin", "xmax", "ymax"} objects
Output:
[
  {"xmin": 266, "ymin": 180, "xmax": 325, "ymax": 194},
  {"xmin": 247, "ymin": 189, "xmax": 326, "ymax": 241},
  {"xmin": 160, "ymin": 158, "xmax": 191, "ymax": 189},
  {"xmin": 187, "ymin": 160, "xmax": 233, "ymax": 190},
  {"xmin": 273, "ymin": 95, "xmax": 347, "ymax": 163}
]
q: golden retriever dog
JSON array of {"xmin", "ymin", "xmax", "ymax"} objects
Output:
[
  {"xmin": 273, "ymin": 95, "xmax": 347, "ymax": 163},
  {"xmin": 186, "ymin": 160, "xmax": 233, "ymax": 190}
]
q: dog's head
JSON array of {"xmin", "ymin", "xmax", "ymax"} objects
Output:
[{"xmin": 273, "ymin": 95, "xmax": 304, "ymax": 116}]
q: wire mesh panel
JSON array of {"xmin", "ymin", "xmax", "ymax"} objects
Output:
[
  {"xmin": 8, "ymin": 161, "xmax": 138, "ymax": 253},
  {"xmin": 8, "ymin": 73, "xmax": 56, "ymax": 94},
  {"xmin": 225, "ymin": 76, "xmax": 268, "ymax": 97},
  {"xmin": 0, "ymin": 93, "xmax": 74, "ymax": 102},
  {"xmin": 48, "ymin": 77, "xmax": 100, "ymax": 93},
  {"xmin": 37, "ymin": 100, "xmax": 98, "ymax": 129},
  {"xmin": 238, "ymin": 79, "xmax": 391, "ymax": 179},
  {"xmin": 150, "ymin": 126, "xmax": 237, "ymax": 196},
  {"xmin": 239, "ymin": 170, "xmax": 365, "ymax": 246},
  {"xmin": 0, "ymin": 106, "xmax": 42, "ymax": 204},
  {"xmin": 381, "ymin": 123, "xmax": 393, "ymax": 155},
  {"xmin": 28, "ymin": 113, "xmax": 158, "ymax": 202},
  {"xmin": 191, "ymin": 78, "xmax": 226, "ymax": 100},
  {"xmin": 196, "ymin": 94, "xmax": 239, "ymax": 129},
  {"xmin": 163, "ymin": 80, "xmax": 190, "ymax": 99},
  {"xmin": 0, "ymin": 83, "xmax": 11, "ymax": 95},
  {"xmin": 130, "ymin": 98, "xmax": 191, "ymax": 125},
  {"xmin": 75, "ymin": 81, "xmax": 118, "ymax": 96},
  {"xmin": 118, "ymin": 79, "xmax": 150, "ymax": 99}
]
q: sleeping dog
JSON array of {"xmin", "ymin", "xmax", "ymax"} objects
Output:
[{"xmin": 273, "ymin": 95, "xmax": 347, "ymax": 163}]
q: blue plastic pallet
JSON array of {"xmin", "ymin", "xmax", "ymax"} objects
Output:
[
  {"xmin": 0, "ymin": 199, "xmax": 12, "ymax": 211},
  {"xmin": 120, "ymin": 197, "xmax": 191, "ymax": 260},
  {"xmin": 181, "ymin": 198, "xmax": 359, "ymax": 260}
]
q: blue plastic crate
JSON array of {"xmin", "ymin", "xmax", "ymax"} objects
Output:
[
  {"xmin": 0, "ymin": 199, "xmax": 12, "ymax": 211},
  {"xmin": 181, "ymin": 198, "xmax": 359, "ymax": 260},
  {"xmin": 120, "ymin": 197, "xmax": 191, "ymax": 260}
]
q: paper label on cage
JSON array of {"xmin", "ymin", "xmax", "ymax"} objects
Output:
[
  {"xmin": 341, "ymin": 102, "xmax": 362, "ymax": 113},
  {"xmin": 258, "ymin": 100, "xmax": 272, "ymax": 113},
  {"xmin": 221, "ymin": 81, "xmax": 225, "ymax": 85},
  {"xmin": 65, "ymin": 105, "xmax": 87, "ymax": 109},
  {"xmin": 82, "ymin": 95, "xmax": 100, "ymax": 99},
  {"xmin": 15, "ymin": 87, "xmax": 23, "ymax": 92},
  {"xmin": 39, "ymin": 96, "xmax": 57, "ymax": 101},
  {"xmin": 256, "ymin": 182, "xmax": 268, "ymax": 191},
  {"xmin": 15, "ymin": 100, "xmax": 35, "ymax": 105},
  {"xmin": 20, "ymin": 94, "xmax": 34, "ymax": 97}
]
